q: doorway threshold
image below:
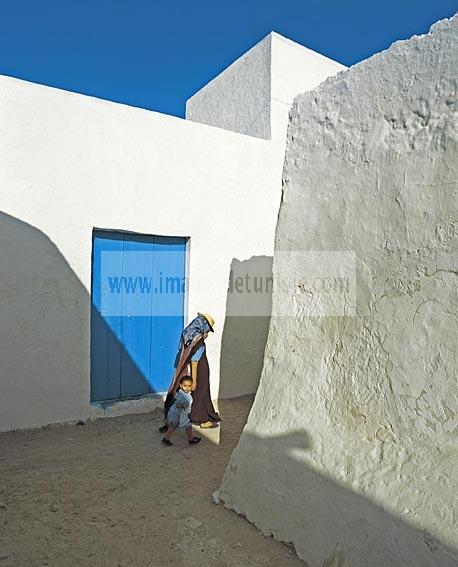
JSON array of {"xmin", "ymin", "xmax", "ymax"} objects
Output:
[{"xmin": 90, "ymin": 393, "xmax": 165, "ymax": 420}]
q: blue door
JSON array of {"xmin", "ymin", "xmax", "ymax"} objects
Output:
[{"xmin": 91, "ymin": 230, "xmax": 186, "ymax": 402}]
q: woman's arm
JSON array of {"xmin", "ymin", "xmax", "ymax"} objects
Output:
[
  {"xmin": 189, "ymin": 341, "xmax": 205, "ymax": 391},
  {"xmin": 191, "ymin": 360, "xmax": 198, "ymax": 391}
]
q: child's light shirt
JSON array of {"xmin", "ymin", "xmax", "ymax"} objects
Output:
[{"xmin": 167, "ymin": 389, "xmax": 193, "ymax": 429}]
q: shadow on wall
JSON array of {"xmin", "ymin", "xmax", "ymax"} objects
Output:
[
  {"xmin": 219, "ymin": 256, "xmax": 273, "ymax": 399},
  {"xmin": 219, "ymin": 429, "xmax": 458, "ymax": 567},
  {"xmin": 0, "ymin": 212, "xmax": 157, "ymax": 431}
]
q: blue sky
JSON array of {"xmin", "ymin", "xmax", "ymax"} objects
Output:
[{"xmin": 0, "ymin": 1, "xmax": 456, "ymax": 117}]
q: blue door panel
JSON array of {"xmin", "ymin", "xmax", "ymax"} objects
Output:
[
  {"xmin": 91, "ymin": 230, "xmax": 186, "ymax": 402},
  {"xmin": 151, "ymin": 237, "xmax": 186, "ymax": 392},
  {"xmin": 91, "ymin": 232, "xmax": 123, "ymax": 402},
  {"xmin": 120, "ymin": 235, "xmax": 154, "ymax": 398}
]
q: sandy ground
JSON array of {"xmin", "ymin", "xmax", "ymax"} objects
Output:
[{"xmin": 0, "ymin": 396, "xmax": 303, "ymax": 567}]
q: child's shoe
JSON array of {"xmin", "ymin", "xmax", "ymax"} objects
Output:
[
  {"xmin": 162, "ymin": 438, "xmax": 173, "ymax": 446},
  {"xmin": 189, "ymin": 437, "xmax": 201, "ymax": 445}
]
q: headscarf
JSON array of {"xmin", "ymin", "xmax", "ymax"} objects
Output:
[{"xmin": 181, "ymin": 314, "xmax": 212, "ymax": 347}]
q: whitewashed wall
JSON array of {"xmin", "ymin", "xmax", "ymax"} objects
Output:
[
  {"xmin": 218, "ymin": 16, "xmax": 458, "ymax": 566},
  {"xmin": 186, "ymin": 34, "xmax": 272, "ymax": 139},
  {"xmin": 186, "ymin": 32, "xmax": 346, "ymax": 147},
  {"xmin": 187, "ymin": 32, "xmax": 345, "ymax": 399},
  {"xmin": 0, "ymin": 77, "xmax": 275, "ymax": 430},
  {"xmin": 269, "ymin": 33, "xmax": 346, "ymax": 184},
  {"xmin": 0, "ymin": 32, "xmax": 345, "ymax": 431}
]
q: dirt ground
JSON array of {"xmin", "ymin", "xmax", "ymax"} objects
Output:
[{"xmin": 0, "ymin": 396, "xmax": 303, "ymax": 567}]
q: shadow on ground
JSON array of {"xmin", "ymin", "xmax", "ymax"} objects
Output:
[
  {"xmin": 0, "ymin": 211, "xmax": 180, "ymax": 431},
  {"xmin": 0, "ymin": 396, "xmax": 303, "ymax": 567},
  {"xmin": 218, "ymin": 429, "xmax": 458, "ymax": 566}
]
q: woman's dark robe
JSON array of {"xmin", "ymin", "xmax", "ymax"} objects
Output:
[
  {"xmin": 164, "ymin": 334, "xmax": 220, "ymax": 424},
  {"xmin": 188, "ymin": 351, "xmax": 220, "ymax": 424}
]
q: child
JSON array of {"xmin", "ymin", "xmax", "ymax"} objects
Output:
[{"xmin": 162, "ymin": 376, "xmax": 201, "ymax": 446}]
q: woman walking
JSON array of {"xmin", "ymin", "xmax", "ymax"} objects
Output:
[{"xmin": 159, "ymin": 312, "xmax": 221, "ymax": 432}]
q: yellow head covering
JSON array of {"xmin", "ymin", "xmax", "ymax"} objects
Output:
[{"xmin": 198, "ymin": 312, "xmax": 215, "ymax": 332}]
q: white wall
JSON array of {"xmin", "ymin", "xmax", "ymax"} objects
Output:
[
  {"xmin": 218, "ymin": 16, "xmax": 458, "ymax": 566},
  {"xmin": 186, "ymin": 34, "xmax": 272, "ymax": 139},
  {"xmin": 0, "ymin": 31, "xmax": 346, "ymax": 430},
  {"xmin": 185, "ymin": 33, "xmax": 345, "ymax": 398},
  {"xmin": 269, "ymin": 33, "xmax": 346, "ymax": 180},
  {"xmin": 0, "ymin": 76, "xmax": 276, "ymax": 430},
  {"xmin": 271, "ymin": 33, "xmax": 345, "ymax": 108},
  {"xmin": 186, "ymin": 31, "xmax": 346, "ymax": 146}
]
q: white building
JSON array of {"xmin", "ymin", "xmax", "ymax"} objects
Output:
[
  {"xmin": 218, "ymin": 17, "xmax": 458, "ymax": 565},
  {"xmin": 0, "ymin": 32, "xmax": 345, "ymax": 431}
]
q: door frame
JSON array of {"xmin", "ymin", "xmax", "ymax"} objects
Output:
[{"xmin": 89, "ymin": 227, "xmax": 190, "ymax": 403}]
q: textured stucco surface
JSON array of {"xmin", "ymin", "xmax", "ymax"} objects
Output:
[
  {"xmin": 218, "ymin": 16, "xmax": 458, "ymax": 566},
  {"xmin": 268, "ymin": 33, "xmax": 346, "ymax": 212}
]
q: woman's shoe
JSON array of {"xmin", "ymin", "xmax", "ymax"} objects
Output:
[
  {"xmin": 162, "ymin": 438, "xmax": 173, "ymax": 446},
  {"xmin": 189, "ymin": 437, "xmax": 202, "ymax": 445},
  {"xmin": 200, "ymin": 421, "xmax": 219, "ymax": 429}
]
